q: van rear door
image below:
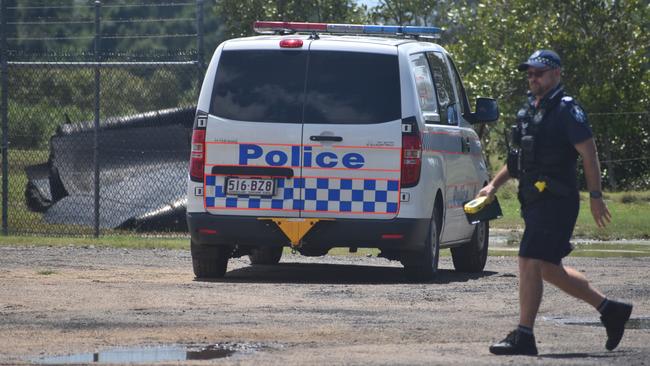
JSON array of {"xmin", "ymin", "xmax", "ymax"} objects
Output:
[
  {"xmin": 204, "ymin": 42, "xmax": 309, "ymax": 218},
  {"xmin": 300, "ymin": 44, "xmax": 402, "ymax": 219}
]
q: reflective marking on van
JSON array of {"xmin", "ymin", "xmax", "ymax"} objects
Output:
[
  {"xmin": 204, "ymin": 175, "xmax": 399, "ymax": 214},
  {"xmin": 421, "ymin": 130, "xmax": 483, "ymax": 156}
]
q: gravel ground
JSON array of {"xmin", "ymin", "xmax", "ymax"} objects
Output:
[{"xmin": 0, "ymin": 245, "xmax": 648, "ymax": 365}]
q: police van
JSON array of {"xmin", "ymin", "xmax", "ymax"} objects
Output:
[{"xmin": 186, "ymin": 21, "xmax": 499, "ymax": 280}]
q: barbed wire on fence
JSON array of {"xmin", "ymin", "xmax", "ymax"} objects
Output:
[
  {"xmin": 7, "ymin": 2, "xmax": 194, "ymax": 11},
  {"xmin": 4, "ymin": 0, "xmax": 203, "ymax": 60},
  {"xmin": 9, "ymin": 34, "xmax": 198, "ymax": 41},
  {"xmin": 9, "ymin": 18, "xmax": 195, "ymax": 26}
]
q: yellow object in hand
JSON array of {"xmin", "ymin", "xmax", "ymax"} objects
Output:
[
  {"xmin": 534, "ymin": 181, "xmax": 547, "ymax": 192},
  {"xmin": 464, "ymin": 195, "xmax": 494, "ymax": 214}
]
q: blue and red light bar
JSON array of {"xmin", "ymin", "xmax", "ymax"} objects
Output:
[{"xmin": 254, "ymin": 21, "xmax": 441, "ymax": 37}]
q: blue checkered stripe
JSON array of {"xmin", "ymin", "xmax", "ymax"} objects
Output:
[{"xmin": 204, "ymin": 175, "xmax": 399, "ymax": 213}]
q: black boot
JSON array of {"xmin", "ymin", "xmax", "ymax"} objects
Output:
[
  {"xmin": 600, "ymin": 300, "xmax": 633, "ymax": 351},
  {"xmin": 489, "ymin": 329, "xmax": 538, "ymax": 356}
]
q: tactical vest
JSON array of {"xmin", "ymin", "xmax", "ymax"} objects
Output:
[
  {"xmin": 507, "ymin": 86, "xmax": 577, "ymax": 204},
  {"xmin": 507, "ymin": 87, "xmax": 571, "ymax": 180}
]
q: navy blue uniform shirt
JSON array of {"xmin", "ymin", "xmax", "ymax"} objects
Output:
[{"xmin": 524, "ymin": 83, "xmax": 593, "ymax": 191}]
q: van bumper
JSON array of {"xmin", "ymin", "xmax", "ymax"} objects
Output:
[{"xmin": 187, "ymin": 213, "xmax": 430, "ymax": 250}]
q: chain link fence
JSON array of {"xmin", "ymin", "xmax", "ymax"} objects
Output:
[
  {"xmin": 2, "ymin": 1, "xmax": 648, "ymax": 237},
  {"xmin": 1, "ymin": 0, "xmax": 207, "ymax": 236}
]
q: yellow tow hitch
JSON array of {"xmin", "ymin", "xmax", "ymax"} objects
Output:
[{"xmin": 259, "ymin": 218, "xmax": 331, "ymax": 248}]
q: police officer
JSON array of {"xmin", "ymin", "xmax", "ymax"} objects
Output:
[{"xmin": 478, "ymin": 50, "xmax": 633, "ymax": 355}]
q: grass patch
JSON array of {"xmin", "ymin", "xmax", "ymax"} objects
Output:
[
  {"xmin": 489, "ymin": 242, "xmax": 650, "ymax": 258},
  {"xmin": 0, "ymin": 235, "xmax": 189, "ymax": 250},
  {"xmin": 37, "ymin": 269, "xmax": 57, "ymax": 276}
]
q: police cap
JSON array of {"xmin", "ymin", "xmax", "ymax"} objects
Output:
[{"xmin": 518, "ymin": 50, "xmax": 561, "ymax": 71}]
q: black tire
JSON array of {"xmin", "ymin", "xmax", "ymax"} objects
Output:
[
  {"xmin": 190, "ymin": 240, "xmax": 230, "ymax": 278},
  {"xmin": 451, "ymin": 221, "xmax": 489, "ymax": 272},
  {"xmin": 402, "ymin": 211, "xmax": 441, "ymax": 282},
  {"xmin": 248, "ymin": 246, "xmax": 283, "ymax": 265}
]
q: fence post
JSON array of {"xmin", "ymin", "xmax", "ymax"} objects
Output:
[
  {"xmin": 196, "ymin": 0, "xmax": 205, "ymax": 70},
  {"xmin": 1, "ymin": 0, "xmax": 9, "ymax": 235},
  {"xmin": 196, "ymin": 0, "xmax": 205, "ymax": 98},
  {"xmin": 93, "ymin": 0, "xmax": 101, "ymax": 237}
]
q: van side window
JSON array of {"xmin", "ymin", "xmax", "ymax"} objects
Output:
[
  {"xmin": 410, "ymin": 53, "xmax": 438, "ymax": 120},
  {"xmin": 447, "ymin": 56, "xmax": 471, "ymax": 119},
  {"xmin": 426, "ymin": 52, "xmax": 458, "ymax": 125}
]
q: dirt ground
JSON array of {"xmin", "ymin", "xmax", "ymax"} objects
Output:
[{"xmin": 0, "ymin": 245, "xmax": 648, "ymax": 365}]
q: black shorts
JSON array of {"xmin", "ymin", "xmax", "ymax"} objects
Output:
[{"xmin": 519, "ymin": 192, "xmax": 579, "ymax": 265}]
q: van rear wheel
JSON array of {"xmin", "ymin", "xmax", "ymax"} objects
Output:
[
  {"xmin": 249, "ymin": 246, "xmax": 283, "ymax": 265},
  {"xmin": 451, "ymin": 221, "xmax": 489, "ymax": 272},
  {"xmin": 191, "ymin": 241, "xmax": 230, "ymax": 278},
  {"xmin": 402, "ymin": 211, "xmax": 440, "ymax": 282}
]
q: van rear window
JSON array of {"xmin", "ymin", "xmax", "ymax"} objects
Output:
[
  {"xmin": 210, "ymin": 50, "xmax": 307, "ymax": 123},
  {"xmin": 304, "ymin": 51, "xmax": 400, "ymax": 124},
  {"xmin": 210, "ymin": 49, "xmax": 400, "ymax": 124}
]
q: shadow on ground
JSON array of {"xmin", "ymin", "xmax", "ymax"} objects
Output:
[{"xmin": 195, "ymin": 262, "xmax": 497, "ymax": 285}]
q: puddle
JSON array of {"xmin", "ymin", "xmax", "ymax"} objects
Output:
[
  {"xmin": 543, "ymin": 316, "xmax": 650, "ymax": 330},
  {"xmin": 32, "ymin": 343, "xmax": 256, "ymax": 364}
]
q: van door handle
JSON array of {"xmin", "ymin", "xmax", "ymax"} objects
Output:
[
  {"xmin": 461, "ymin": 137, "xmax": 471, "ymax": 153},
  {"xmin": 310, "ymin": 135, "xmax": 343, "ymax": 142}
]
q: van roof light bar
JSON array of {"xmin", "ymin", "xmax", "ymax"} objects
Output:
[{"xmin": 253, "ymin": 21, "xmax": 441, "ymax": 38}]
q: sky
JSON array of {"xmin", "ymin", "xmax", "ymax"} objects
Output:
[{"xmin": 357, "ymin": 0, "xmax": 380, "ymax": 8}]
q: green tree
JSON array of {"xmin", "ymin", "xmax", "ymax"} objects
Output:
[
  {"xmin": 369, "ymin": 0, "xmax": 452, "ymax": 26},
  {"xmin": 444, "ymin": 0, "xmax": 649, "ymax": 189},
  {"xmin": 214, "ymin": 0, "xmax": 368, "ymax": 39}
]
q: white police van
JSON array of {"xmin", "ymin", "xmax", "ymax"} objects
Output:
[{"xmin": 187, "ymin": 21, "xmax": 499, "ymax": 281}]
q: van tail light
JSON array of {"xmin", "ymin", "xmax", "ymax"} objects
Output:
[
  {"xmin": 401, "ymin": 133, "xmax": 422, "ymax": 188},
  {"xmin": 189, "ymin": 129, "xmax": 206, "ymax": 182}
]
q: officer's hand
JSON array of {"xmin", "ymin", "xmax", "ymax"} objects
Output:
[
  {"xmin": 477, "ymin": 184, "xmax": 496, "ymax": 199},
  {"xmin": 590, "ymin": 197, "xmax": 612, "ymax": 228}
]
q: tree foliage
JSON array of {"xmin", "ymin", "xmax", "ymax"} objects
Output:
[
  {"xmin": 369, "ymin": 0, "xmax": 454, "ymax": 26},
  {"xmin": 214, "ymin": 0, "xmax": 368, "ymax": 39},
  {"xmin": 443, "ymin": 0, "xmax": 649, "ymax": 188}
]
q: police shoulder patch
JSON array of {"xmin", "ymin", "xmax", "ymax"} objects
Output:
[{"xmin": 570, "ymin": 104, "xmax": 587, "ymax": 124}]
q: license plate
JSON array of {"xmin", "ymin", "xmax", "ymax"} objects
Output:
[{"xmin": 225, "ymin": 177, "xmax": 276, "ymax": 196}]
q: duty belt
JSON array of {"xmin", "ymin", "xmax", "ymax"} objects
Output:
[{"xmin": 519, "ymin": 175, "xmax": 570, "ymax": 205}]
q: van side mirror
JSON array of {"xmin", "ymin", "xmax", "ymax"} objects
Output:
[{"xmin": 469, "ymin": 97, "xmax": 499, "ymax": 124}]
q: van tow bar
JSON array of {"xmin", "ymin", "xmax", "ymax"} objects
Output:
[{"xmin": 259, "ymin": 218, "xmax": 333, "ymax": 250}]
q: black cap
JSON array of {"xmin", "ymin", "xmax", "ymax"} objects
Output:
[{"xmin": 518, "ymin": 50, "xmax": 561, "ymax": 71}]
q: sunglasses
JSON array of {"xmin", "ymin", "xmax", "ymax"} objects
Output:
[{"xmin": 527, "ymin": 68, "xmax": 552, "ymax": 79}]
